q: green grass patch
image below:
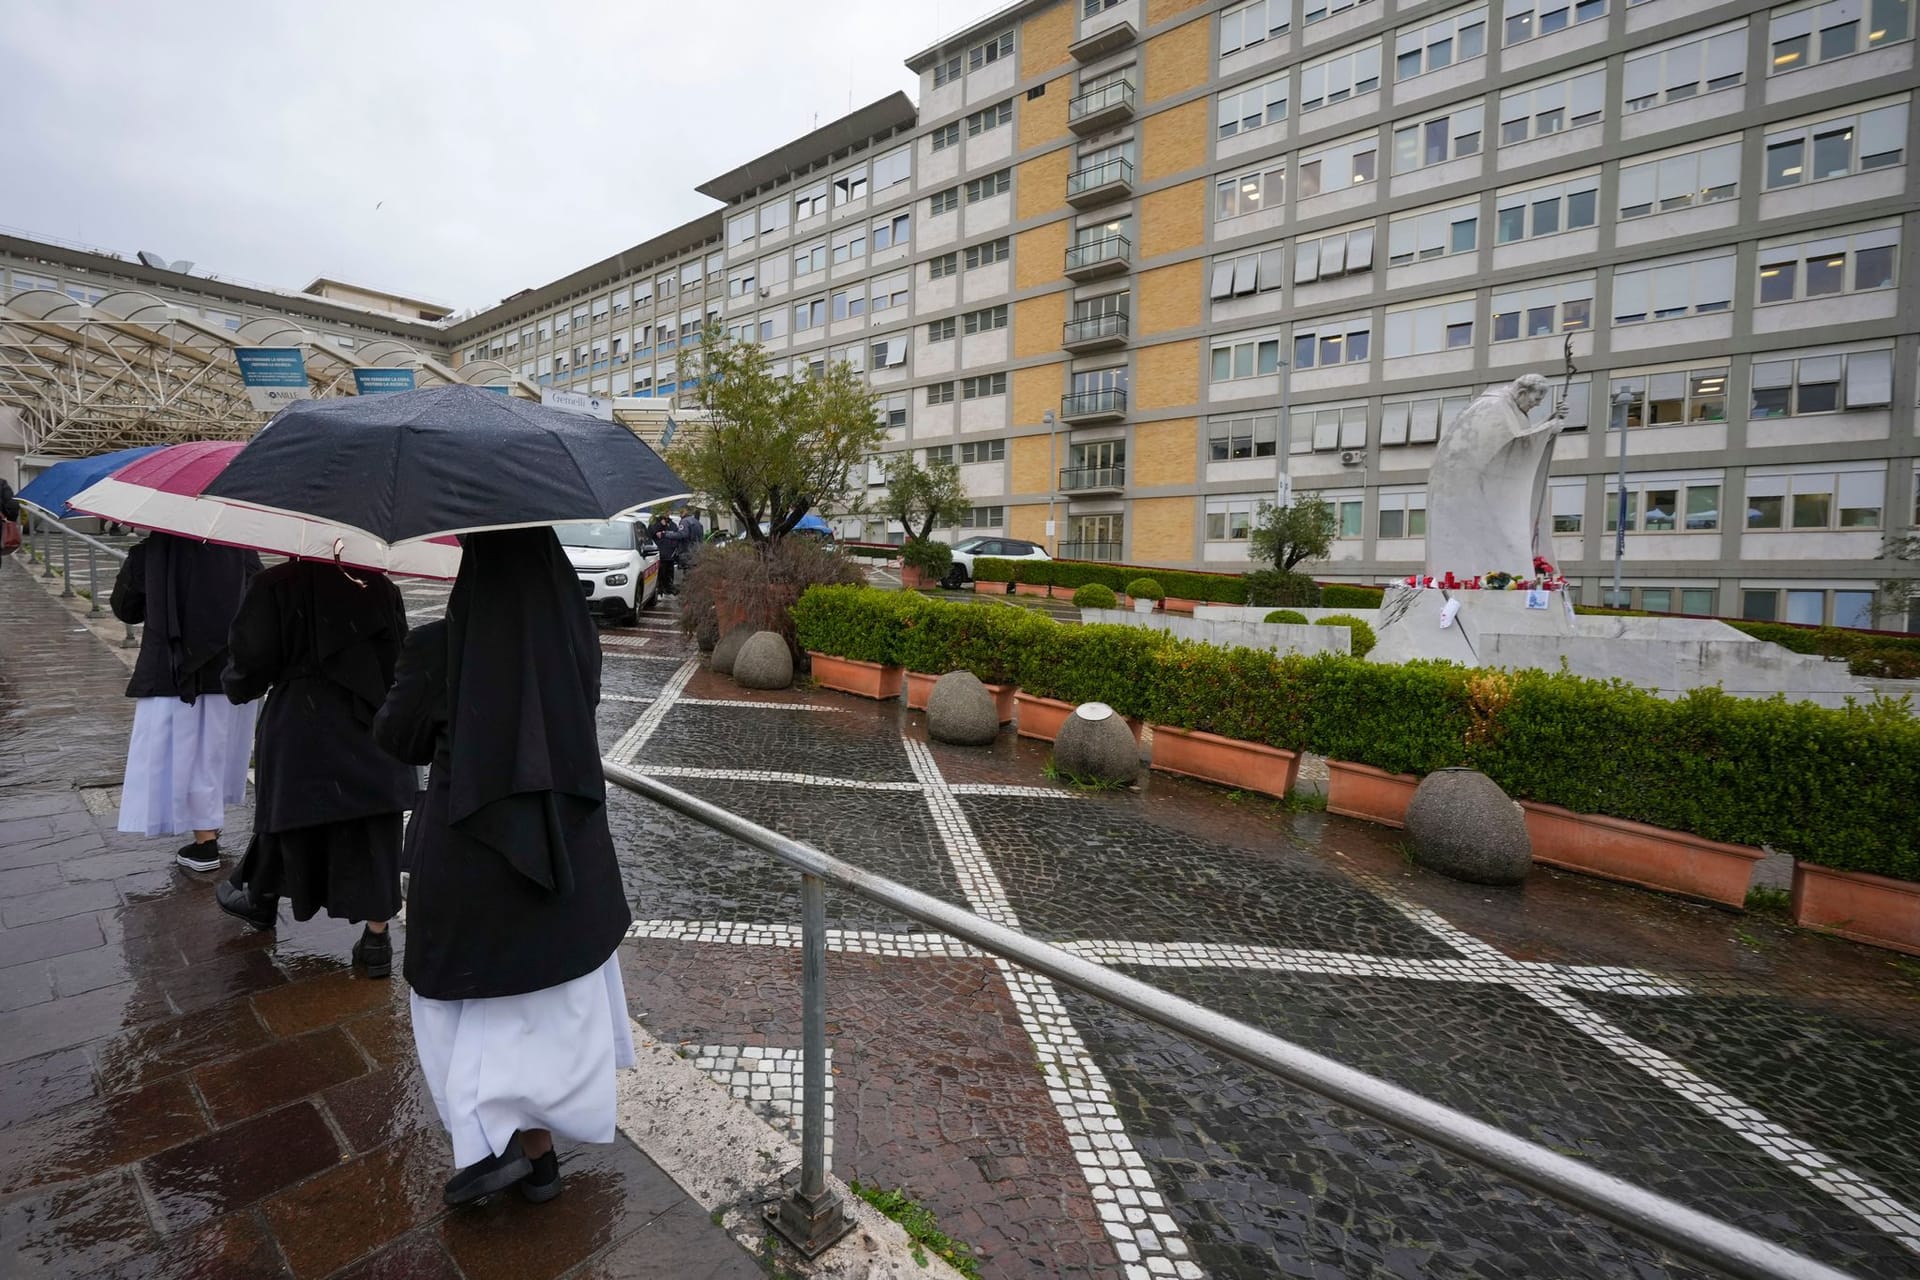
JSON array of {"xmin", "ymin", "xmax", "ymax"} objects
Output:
[{"xmin": 848, "ymin": 1181, "xmax": 984, "ymax": 1278}]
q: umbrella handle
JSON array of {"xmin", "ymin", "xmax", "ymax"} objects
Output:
[{"xmin": 331, "ymin": 538, "xmax": 368, "ymax": 588}]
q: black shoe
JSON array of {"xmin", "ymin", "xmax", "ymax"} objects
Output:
[
  {"xmin": 175, "ymin": 839, "xmax": 221, "ymax": 873},
  {"xmin": 214, "ymin": 880, "xmax": 278, "ymax": 931},
  {"xmin": 352, "ymin": 926, "xmax": 393, "ymax": 979},
  {"xmin": 520, "ymin": 1150, "xmax": 561, "ymax": 1204},
  {"xmin": 443, "ymin": 1135, "xmax": 531, "ymax": 1206}
]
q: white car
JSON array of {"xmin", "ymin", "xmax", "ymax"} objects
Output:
[
  {"xmin": 944, "ymin": 535, "xmax": 1051, "ymax": 591},
  {"xmin": 557, "ymin": 518, "xmax": 660, "ymax": 624}
]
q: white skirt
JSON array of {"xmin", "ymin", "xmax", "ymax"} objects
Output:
[
  {"xmin": 411, "ymin": 951, "xmax": 637, "ymax": 1169},
  {"xmin": 117, "ymin": 696, "xmax": 257, "ymax": 837}
]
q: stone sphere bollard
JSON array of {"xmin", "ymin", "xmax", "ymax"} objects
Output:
[
  {"xmin": 1051, "ymin": 702, "xmax": 1139, "ymax": 786},
  {"xmin": 709, "ymin": 625, "xmax": 755, "ymax": 675},
  {"xmin": 926, "ymin": 671, "xmax": 999, "ymax": 746},
  {"xmin": 1404, "ymin": 768, "xmax": 1532, "ymax": 885},
  {"xmin": 732, "ymin": 631, "xmax": 795, "ymax": 690}
]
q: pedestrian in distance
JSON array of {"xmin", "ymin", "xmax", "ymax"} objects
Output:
[
  {"xmin": 110, "ymin": 532, "xmax": 262, "ymax": 871},
  {"xmin": 677, "ymin": 508, "xmax": 704, "ymax": 549},
  {"xmin": 373, "ymin": 527, "xmax": 633, "ymax": 1208},
  {"xmin": 213, "ymin": 561, "xmax": 416, "ymax": 977},
  {"xmin": 648, "ymin": 510, "xmax": 679, "ymax": 595}
]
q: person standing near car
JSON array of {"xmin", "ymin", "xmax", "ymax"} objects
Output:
[
  {"xmin": 648, "ymin": 511, "xmax": 679, "ymax": 595},
  {"xmin": 677, "ymin": 509, "xmax": 704, "ymax": 550}
]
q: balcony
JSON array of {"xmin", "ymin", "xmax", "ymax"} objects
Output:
[
  {"xmin": 1059, "ymin": 465, "xmax": 1126, "ymax": 494},
  {"xmin": 1069, "ymin": 20, "xmax": 1137, "ymax": 63},
  {"xmin": 1057, "ymin": 539, "xmax": 1125, "ymax": 561},
  {"xmin": 1059, "ymin": 388, "xmax": 1128, "ymax": 423},
  {"xmin": 1063, "ymin": 234, "xmax": 1131, "ymax": 282},
  {"xmin": 1062, "ymin": 311, "xmax": 1129, "ymax": 353},
  {"xmin": 1065, "ymin": 157, "xmax": 1134, "ymax": 209},
  {"xmin": 1068, "ymin": 80, "xmax": 1135, "ymax": 135}
]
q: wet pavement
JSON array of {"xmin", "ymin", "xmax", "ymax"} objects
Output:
[{"xmin": 9, "ymin": 554, "xmax": 1920, "ymax": 1280}]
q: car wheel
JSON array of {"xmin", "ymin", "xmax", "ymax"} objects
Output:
[{"xmin": 942, "ymin": 565, "xmax": 968, "ymax": 590}]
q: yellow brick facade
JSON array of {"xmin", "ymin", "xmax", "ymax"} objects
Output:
[
  {"xmin": 1015, "ymin": 149, "xmax": 1071, "ymax": 223},
  {"xmin": 1018, "ymin": 74, "xmax": 1072, "ymax": 151},
  {"xmin": 1140, "ymin": 99, "xmax": 1208, "ymax": 184},
  {"xmin": 1133, "ymin": 339, "xmax": 1201, "ymax": 411},
  {"xmin": 1139, "ymin": 180, "xmax": 1206, "ymax": 260},
  {"xmin": 1011, "ymin": 364, "xmax": 1062, "ymax": 434},
  {"xmin": 1130, "ymin": 496, "xmax": 1196, "ymax": 563},
  {"xmin": 1011, "ymin": 435, "xmax": 1053, "ymax": 496},
  {"xmin": 1009, "ymin": 503, "xmax": 1050, "ymax": 544},
  {"xmin": 1014, "ymin": 220, "xmax": 1068, "ymax": 290},
  {"xmin": 1132, "ymin": 419, "xmax": 1198, "ymax": 488},
  {"xmin": 1144, "ymin": 18, "xmax": 1211, "ymax": 103},
  {"xmin": 1136, "ymin": 261, "xmax": 1203, "ymax": 336},
  {"xmin": 1148, "ymin": 0, "xmax": 1212, "ymax": 22},
  {"xmin": 1020, "ymin": 3, "xmax": 1074, "ymax": 79},
  {"xmin": 1013, "ymin": 293, "xmax": 1065, "ymax": 360}
]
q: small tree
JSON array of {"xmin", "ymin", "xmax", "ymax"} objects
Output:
[
  {"xmin": 1872, "ymin": 526, "xmax": 1919, "ymax": 628},
  {"xmin": 1249, "ymin": 495, "xmax": 1337, "ymax": 572},
  {"xmin": 671, "ymin": 324, "xmax": 885, "ymax": 542},
  {"xmin": 882, "ymin": 455, "xmax": 972, "ymax": 543}
]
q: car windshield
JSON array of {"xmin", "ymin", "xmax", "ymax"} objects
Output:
[
  {"xmin": 953, "ymin": 537, "xmax": 991, "ymax": 552},
  {"xmin": 554, "ymin": 521, "xmax": 632, "ymax": 550}
]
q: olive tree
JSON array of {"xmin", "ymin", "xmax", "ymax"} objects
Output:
[
  {"xmin": 882, "ymin": 454, "xmax": 972, "ymax": 543},
  {"xmin": 1249, "ymin": 494, "xmax": 1337, "ymax": 572}
]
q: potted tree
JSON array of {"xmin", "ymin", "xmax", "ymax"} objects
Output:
[
  {"xmin": 1126, "ymin": 577, "xmax": 1164, "ymax": 615},
  {"xmin": 882, "ymin": 455, "xmax": 971, "ymax": 590},
  {"xmin": 899, "ymin": 537, "xmax": 953, "ymax": 591}
]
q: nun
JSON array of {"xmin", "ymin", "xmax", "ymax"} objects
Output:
[
  {"xmin": 213, "ymin": 560, "xmax": 416, "ymax": 975},
  {"xmin": 373, "ymin": 527, "xmax": 633, "ymax": 1207},
  {"xmin": 110, "ymin": 532, "xmax": 262, "ymax": 871}
]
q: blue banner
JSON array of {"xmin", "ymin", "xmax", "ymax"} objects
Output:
[
  {"xmin": 352, "ymin": 368, "xmax": 416, "ymax": 395},
  {"xmin": 234, "ymin": 347, "xmax": 310, "ymax": 411}
]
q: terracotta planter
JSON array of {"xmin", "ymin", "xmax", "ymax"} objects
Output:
[
  {"xmin": 1519, "ymin": 801, "xmax": 1763, "ymax": 907},
  {"xmin": 1163, "ymin": 597, "xmax": 1200, "ymax": 615},
  {"xmin": 808, "ymin": 653, "xmax": 903, "ymax": 701},
  {"xmin": 1791, "ymin": 864, "xmax": 1920, "ymax": 956},
  {"xmin": 900, "ymin": 563, "xmax": 928, "ymax": 590},
  {"xmin": 1325, "ymin": 760, "xmax": 1420, "ymax": 828},
  {"xmin": 907, "ymin": 671, "xmax": 1015, "ymax": 721},
  {"xmin": 1013, "ymin": 581, "xmax": 1050, "ymax": 597},
  {"xmin": 1015, "ymin": 692, "xmax": 1142, "ymax": 744},
  {"xmin": 1148, "ymin": 725, "xmax": 1299, "ymax": 799}
]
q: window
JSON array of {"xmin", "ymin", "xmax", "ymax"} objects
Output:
[
  {"xmin": 872, "ymin": 212, "xmax": 911, "ymax": 251},
  {"xmin": 926, "ymin": 381, "xmax": 957, "ymax": 405},
  {"xmin": 1623, "ymin": 26, "xmax": 1746, "ymax": 111},
  {"xmin": 830, "ymin": 228, "xmax": 866, "ymax": 266},
  {"xmin": 1550, "ymin": 484, "xmax": 1584, "ymax": 532},
  {"xmin": 1498, "ymin": 67, "xmax": 1604, "ymax": 144},
  {"xmin": 1211, "ymin": 244, "xmax": 1288, "ymax": 297},
  {"xmin": 1306, "ymin": 0, "xmax": 1374, "ymax": 26},
  {"xmin": 591, "ymin": 295, "xmax": 610, "ymax": 321},
  {"xmin": 1765, "ymin": 103, "xmax": 1909, "ymax": 189},
  {"xmin": 960, "ymin": 440, "xmax": 1006, "ymax": 462},
  {"xmin": 1397, "ymin": 7, "xmax": 1488, "ymax": 79},
  {"xmin": 1609, "ymin": 366, "xmax": 1730, "ymax": 427},
  {"xmin": 794, "ymin": 241, "xmax": 827, "ymax": 276},
  {"xmin": 929, "ymin": 187, "xmax": 960, "ymax": 215},
  {"xmin": 1298, "ymin": 135, "xmax": 1378, "ymax": 196},
  {"xmin": 1495, "ymin": 174, "xmax": 1599, "ymax": 243},
  {"xmin": 930, "ymin": 122, "xmax": 961, "ymax": 152},
  {"xmin": 1387, "ymin": 201, "xmax": 1479, "ymax": 263},
  {"xmin": 1385, "ymin": 297, "xmax": 1476, "ymax": 355},
  {"xmin": 925, "ymin": 445, "xmax": 954, "ymax": 465},
  {"xmin": 680, "ymin": 262, "xmax": 701, "ymax": 289},
  {"xmin": 963, "ymin": 305, "xmax": 1008, "ymax": 334},
  {"xmin": 728, "ymin": 266, "xmax": 757, "ymax": 298},
  {"xmin": 962, "ymin": 373, "xmax": 1007, "ymax": 399},
  {"xmin": 969, "ymin": 30, "xmax": 1014, "ymax": 71},
  {"xmin": 929, "ymin": 252, "xmax": 959, "ymax": 280},
  {"xmin": 1377, "ymin": 492, "xmax": 1429, "ymax": 539},
  {"xmin": 1749, "ymin": 349, "xmax": 1894, "ymax": 416},
  {"xmin": 831, "ymin": 286, "xmax": 867, "ymax": 321},
  {"xmin": 871, "ymin": 272, "xmax": 909, "ymax": 314},
  {"xmin": 1292, "ymin": 316, "xmax": 1372, "ymax": 368},
  {"xmin": 872, "ymin": 148, "xmax": 911, "ymax": 192},
  {"xmin": 1216, "ymin": 162, "xmax": 1286, "ymax": 218},
  {"xmin": 792, "ymin": 186, "xmax": 829, "ymax": 222},
  {"xmin": 1337, "ymin": 498, "xmax": 1365, "ymax": 538},
  {"xmin": 1218, "ymin": 74, "xmax": 1288, "ymax": 138},
  {"xmin": 728, "ymin": 211, "xmax": 756, "ymax": 247},
  {"xmin": 933, "ymin": 54, "xmax": 963, "ymax": 88},
  {"xmin": 1300, "ymin": 43, "xmax": 1383, "ymax": 111},
  {"xmin": 1382, "ymin": 388, "xmax": 1473, "ymax": 444},
  {"xmin": 1745, "ymin": 468, "xmax": 1884, "ymax": 530},
  {"xmin": 965, "ymin": 169, "xmax": 1011, "ymax": 202},
  {"xmin": 1756, "ymin": 226, "xmax": 1901, "ymax": 303},
  {"xmin": 1491, "ymin": 276, "xmax": 1594, "ymax": 339},
  {"xmin": 573, "ymin": 304, "xmax": 592, "ymax": 328},
  {"xmin": 759, "ymin": 253, "xmax": 790, "ymax": 290},
  {"xmin": 1618, "ymin": 141, "xmax": 1740, "ymax": 218},
  {"xmin": 1612, "ymin": 253, "xmax": 1735, "ymax": 324},
  {"xmin": 1212, "ymin": 335, "xmax": 1284, "ymax": 381},
  {"xmin": 1770, "ymin": 0, "xmax": 1912, "ymax": 74},
  {"xmin": 1638, "ymin": 588, "xmax": 1717, "ymax": 615},
  {"xmin": 1504, "ymin": 0, "xmax": 1607, "ymax": 45},
  {"xmin": 966, "ymin": 101, "xmax": 1013, "ymax": 136},
  {"xmin": 758, "ymin": 311, "xmax": 785, "ymax": 341},
  {"xmin": 879, "ymin": 393, "xmax": 908, "ymax": 431},
  {"xmin": 553, "ymin": 312, "xmax": 571, "ymax": 336},
  {"xmin": 1392, "ymin": 102, "xmax": 1484, "ymax": 171},
  {"xmin": 870, "ymin": 336, "xmax": 909, "ymax": 369},
  {"xmin": 1293, "ymin": 225, "xmax": 1376, "ymax": 283},
  {"xmin": 633, "ymin": 282, "xmax": 653, "ymax": 311},
  {"xmin": 793, "ymin": 296, "xmax": 826, "ymax": 330},
  {"xmin": 658, "ymin": 274, "xmax": 677, "ymax": 300},
  {"xmin": 965, "ymin": 238, "xmax": 1011, "ymax": 269},
  {"xmin": 1606, "ymin": 476, "xmax": 1722, "ymax": 532},
  {"xmin": 928, "ymin": 317, "xmax": 957, "ymax": 341},
  {"xmin": 1206, "ymin": 496, "xmax": 1266, "ymax": 541},
  {"xmin": 1292, "ymin": 401, "xmax": 1370, "ymax": 451},
  {"xmin": 760, "ymin": 201, "xmax": 790, "ymax": 235},
  {"xmin": 1221, "ymin": 0, "xmax": 1291, "ymax": 55},
  {"xmin": 1208, "ymin": 413, "xmax": 1281, "ymax": 459},
  {"xmin": 963, "ymin": 505, "xmax": 1006, "ymax": 528}
]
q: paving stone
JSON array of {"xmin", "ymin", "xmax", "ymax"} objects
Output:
[
  {"xmin": 140, "ymin": 1100, "xmax": 342, "ymax": 1232},
  {"xmin": 0, "ymin": 1073, "xmax": 207, "ymax": 1195},
  {"xmin": 0, "ymin": 914, "xmax": 106, "ymax": 969},
  {"xmin": 341, "ymin": 1007, "xmax": 418, "ymax": 1069},
  {"xmin": 192, "ymin": 1026, "xmax": 369, "ymax": 1127},
  {"xmin": 325, "ymin": 1229, "xmax": 466, "ymax": 1280},
  {"xmin": 94, "ymin": 1001, "xmax": 274, "ymax": 1093},
  {"xmin": 0, "ymin": 1047, "xmax": 97, "ymax": 1131},
  {"xmin": 0, "ymin": 981, "xmax": 170, "ymax": 1067},
  {"xmin": 79, "ymin": 1210, "xmax": 287, "ymax": 1280},
  {"xmin": 567, "ymin": 1198, "xmax": 766, "ymax": 1278},
  {"xmin": 0, "ymin": 958, "xmax": 53, "ymax": 1012},
  {"xmin": 251, "ymin": 964, "xmax": 402, "ymax": 1037},
  {"xmin": 0, "ymin": 1170, "xmax": 155, "ymax": 1278},
  {"xmin": 323, "ymin": 1061, "xmax": 444, "ymax": 1155},
  {"xmin": 263, "ymin": 1130, "xmax": 450, "ymax": 1279},
  {"xmin": 2, "ymin": 880, "xmax": 125, "ymax": 928}
]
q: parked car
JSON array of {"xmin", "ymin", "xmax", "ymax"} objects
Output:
[
  {"xmin": 556, "ymin": 517, "xmax": 659, "ymax": 624},
  {"xmin": 944, "ymin": 535, "xmax": 1050, "ymax": 590}
]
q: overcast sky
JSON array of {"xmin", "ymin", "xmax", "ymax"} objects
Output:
[{"xmin": 0, "ymin": 0, "xmax": 1011, "ymax": 315}]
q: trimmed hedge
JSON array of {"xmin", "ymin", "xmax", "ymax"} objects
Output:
[
  {"xmin": 1143, "ymin": 642, "xmax": 1315, "ymax": 749},
  {"xmin": 1013, "ymin": 559, "xmax": 1051, "ymax": 585},
  {"xmin": 842, "ymin": 543, "xmax": 902, "ymax": 561},
  {"xmin": 1321, "ymin": 583, "xmax": 1387, "ymax": 609},
  {"xmin": 792, "ymin": 585, "xmax": 921, "ymax": 666},
  {"xmin": 1074, "ymin": 584, "xmax": 1118, "ymax": 609},
  {"xmin": 897, "ymin": 597, "xmax": 1044, "ymax": 684},
  {"xmin": 1316, "ymin": 614, "xmax": 1378, "ymax": 658},
  {"xmin": 972, "ymin": 557, "xmax": 1018, "ymax": 583},
  {"xmin": 1264, "ymin": 609, "xmax": 1308, "ymax": 625},
  {"xmin": 1245, "ymin": 570, "xmax": 1321, "ymax": 608},
  {"xmin": 1126, "ymin": 577, "xmax": 1165, "ymax": 601},
  {"xmin": 1012, "ymin": 619, "xmax": 1169, "ymax": 720}
]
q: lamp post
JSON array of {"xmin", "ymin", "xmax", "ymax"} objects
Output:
[
  {"xmin": 1043, "ymin": 408, "xmax": 1057, "ymax": 553},
  {"xmin": 1610, "ymin": 387, "xmax": 1634, "ymax": 609},
  {"xmin": 1274, "ymin": 359, "xmax": 1293, "ymax": 509}
]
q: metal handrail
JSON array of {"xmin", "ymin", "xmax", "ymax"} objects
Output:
[
  {"xmin": 1066, "ymin": 156, "xmax": 1134, "ymax": 194},
  {"xmin": 1064, "ymin": 234, "xmax": 1131, "ymax": 272},
  {"xmin": 1061, "ymin": 387, "xmax": 1128, "ymax": 418},
  {"xmin": 1069, "ymin": 79, "xmax": 1135, "ymax": 121},
  {"xmin": 1060, "ymin": 464, "xmax": 1126, "ymax": 491},
  {"xmin": 603, "ymin": 761, "xmax": 1854, "ymax": 1280},
  {"xmin": 19, "ymin": 504, "xmax": 138, "ymax": 644}
]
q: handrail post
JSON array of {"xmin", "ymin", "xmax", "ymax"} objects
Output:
[
  {"xmin": 59, "ymin": 532, "xmax": 75, "ymax": 597},
  {"xmin": 765, "ymin": 871, "xmax": 853, "ymax": 1257},
  {"xmin": 41, "ymin": 528, "xmax": 58, "ymax": 578},
  {"xmin": 86, "ymin": 545, "xmax": 102, "ymax": 617}
]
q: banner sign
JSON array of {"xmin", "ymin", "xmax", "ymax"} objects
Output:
[
  {"xmin": 352, "ymin": 368, "xmax": 416, "ymax": 395},
  {"xmin": 234, "ymin": 348, "xmax": 311, "ymax": 413},
  {"xmin": 541, "ymin": 388, "xmax": 613, "ymax": 421}
]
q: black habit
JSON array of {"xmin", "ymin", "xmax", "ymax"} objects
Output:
[
  {"xmin": 224, "ymin": 561, "xmax": 416, "ymax": 923},
  {"xmin": 372, "ymin": 527, "xmax": 630, "ymax": 1001},
  {"xmin": 111, "ymin": 533, "xmax": 262, "ymax": 702}
]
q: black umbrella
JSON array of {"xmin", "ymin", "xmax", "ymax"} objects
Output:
[{"xmin": 203, "ymin": 384, "xmax": 689, "ymax": 543}]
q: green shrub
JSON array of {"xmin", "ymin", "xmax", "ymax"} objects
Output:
[
  {"xmin": 897, "ymin": 597, "xmax": 1042, "ymax": 683},
  {"xmin": 1244, "ymin": 569, "xmax": 1321, "ymax": 608},
  {"xmin": 1012, "ymin": 559, "xmax": 1054, "ymax": 586},
  {"xmin": 1316, "ymin": 614, "xmax": 1377, "ymax": 658},
  {"xmin": 901, "ymin": 538, "xmax": 952, "ymax": 577},
  {"xmin": 1851, "ymin": 647, "xmax": 1920, "ymax": 679},
  {"xmin": 1073, "ymin": 583, "xmax": 1118, "ymax": 609},
  {"xmin": 1015, "ymin": 621, "xmax": 1168, "ymax": 719},
  {"xmin": 1727, "ymin": 620, "xmax": 1920, "ymax": 660},
  {"xmin": 972, "ymin": 557, "xmax": 1018, "ymax": 583},
  {"xmin": 1304, "ymin": 659, "xmax": 1476, "ymax": 777},
  {"xmin": 1144, "ymin": 641, "xmax": 1314, "ymax": 749},
  {"xmin": 1125, "ymin": 576, "xmax": 1164, "ymax": 601},
  {"xmin": 791, "ymin": 585, "xmax": 920, "ymax": 665},
  {"xmin": 843, "ymin": 543, "xmax": 901, "ymax": 561},
  {"xmin": 1322, "ymin": 583, "xmax": 1386, "ymax": 609},
  {"xmin": 1264, "ymin": 609, "xmax": 1308, "ymax": 625}
]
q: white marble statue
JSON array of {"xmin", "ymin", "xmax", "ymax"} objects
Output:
[{"xmin": 1425, "ymin": 373, "xmax": 1567, "ymax": 577}]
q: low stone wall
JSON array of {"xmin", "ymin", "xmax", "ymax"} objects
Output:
[
  {"xmin": 1194, "ymin": 605, "xmax": 1383, "ymax": 625},
  {"xmin": 1080, "ymin": 608, "xmax": 1350, "ymax": 656}
]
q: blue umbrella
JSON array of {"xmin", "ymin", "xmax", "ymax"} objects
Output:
[
  {"xmin": 16, "ymin": 447, "xmax": 165, "ymax": 517},
  {"xmin": 758, "ymin": 513, "xmax": 834, "ymax": 535}
]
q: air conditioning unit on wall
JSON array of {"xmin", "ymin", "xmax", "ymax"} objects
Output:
[{"xmin": 1340, "ymin": 450, "xmax": 1366, "ymax": 465}]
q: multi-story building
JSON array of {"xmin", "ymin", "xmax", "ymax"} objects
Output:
[{"xmin": 6, "ymin": 0, "xmax": 1917, "ymax": 628}]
